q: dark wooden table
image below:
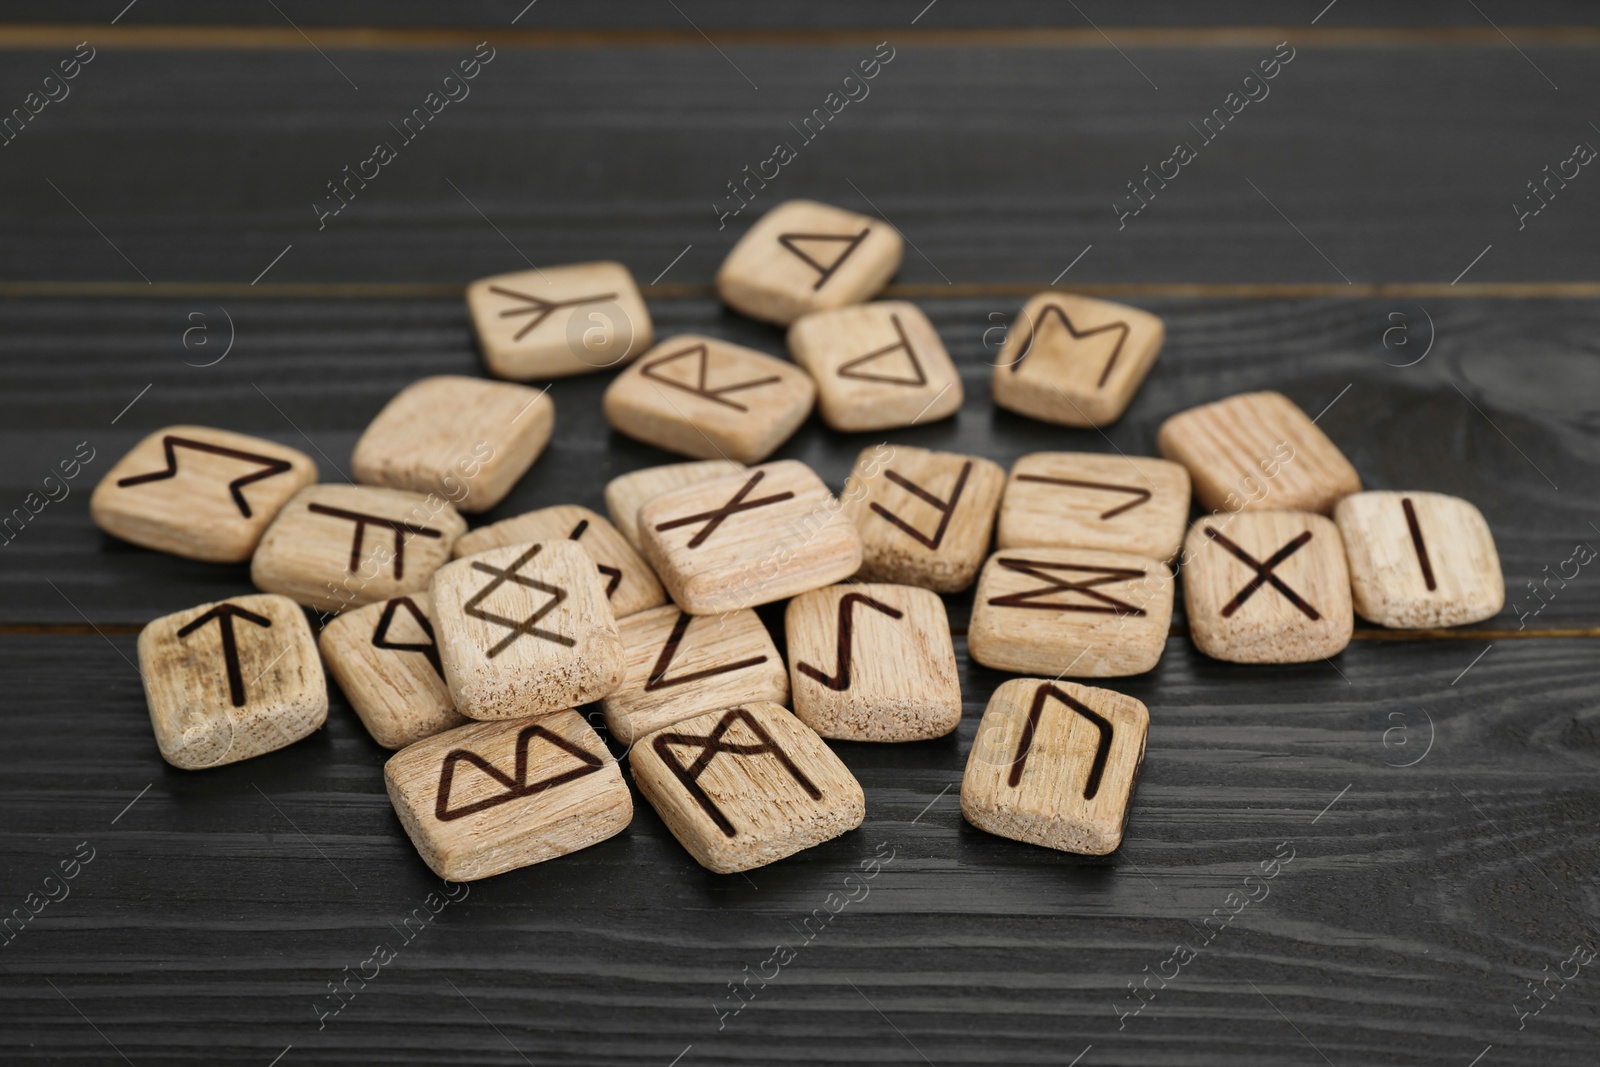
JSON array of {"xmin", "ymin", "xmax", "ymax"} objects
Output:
[{"xmin": 2, "ymin": 6, "xmax": 1598, "ymax": 1065}]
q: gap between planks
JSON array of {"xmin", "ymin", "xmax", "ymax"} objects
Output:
[{"xmin": 3, "ymin": 25, "xmax": 1600, "ymax": 49}]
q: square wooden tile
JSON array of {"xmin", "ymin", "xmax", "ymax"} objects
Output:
[
  {"xmin": 997, "ymin": 452, "xmax": 1191, "ymax": 560},
  {"xmin": 601, "ymin": 605, "xmax": 788, "ymax": 744},
  {"xmin": 351, "ymin": 375, "xmax": 554, "ymax": 513},
  {"xmin": 90, "ymin": 425, "xmax": 316, "ymax": 562},
  {"xmin": 968, "ymin": 547, "xmax": 1174, "ymax": 677},
  {"xmin": 786, "ymin": 583, "xmax": 960, "ymax": 742},
  {"xmin": 605, "ymin": 460, "xmax": 746, "ymax": 552},
  {"xmin": 787, "ymin": 301, "xmax": 963, "ymax": 431},
  {"xmin": 385, "ymin": 710, "xmax": 631, "ymax": 881},
  {"xmin": 138, "ymin": 593, "xmax": 327, "ymax": 769},
  {"xmin": 430, "ymin": 540, "xmax": 625, "ymax": 720},
  {"xmin": 638, "ymin": 460, "xmax": 864, "ymax": 614},
  {"xmin": 1182, "ymin": 511, "xmax": 1354, "ymax": 663},
  {"xmin": 961, "ymin": 678, "xmax": 1148, "ymax": 855},
  {"xmin": 715, "ymin": 199, "xmax": 902, "ymax": 325},
  {"xmin": 839, "ymin": 445, "xmax": 1005, "ymax": 592},
  {"xmin": 1335, "ymin": 490, "xmax": 1504, "ymax": 628},
  {"xmin": 251, "ymin": 484, "xmax": 466, "ymax": 614},
  {"xmin": 630, "ymin": 702, "xmax": 865, "ymax": 873},
  {"xmin": 1158, "ymin": 390, "xmax": 1362, "ymax": 515},
  {"xmin": 467, "ymin": 261, "xmax": 653, "ymax": 380},
  {"xmin": 991, "ymin": 292, "xmax": 1164, "ymax": 427},
  {"xmin": 319, "ymin": 592, "xmax": 467, "ymax": 749},
  {"xmin": 453, "ymin": 504, "xmax": 666, "ymax": 619},
  {"xmin": 602, "ymin": 334, "xmax": 816, "ymax": 463}
]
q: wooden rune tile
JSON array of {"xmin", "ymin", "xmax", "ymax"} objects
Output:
[
  {"xmin": 997, "ymin": 451, "xmax": 1192, "ymax": 561},
  {"xmin": 601, "ymin": 605, "xmax": 788, "ymax": 745},
  {"xmin": 604, "ymin": 460, "xmax": 747, "ymax": 553},
  {"xmin": 385, "ymin": 710, "xmax": 632, "ymax": 881},
  {"xmin": 467, "ymin": 261, "xmax": 653, "ymax": 380},
  {"xmin": 430, "ymin": 540, "xmax": 625, "ymax": 720},
  {"xmin": 250, "ymin": 484, "xmax": 466, "ymax": 614},
  {"xmin": 638, "ymin": 460, "xmax": 864, "ymax": 614},
  {"xmin": 968, "ymin": 546, "xmax": 1174, "ymax": 678},
  {"xmin": 602, "ymin": 334, "xmax": 816, "ymax": 463},
  {"xmin": 1335, "ymin": 490, "xmax": 1504, "ymax": 628},
  {"xmin": 961, "ymin": 678, "xmax": 1148, "ymax": 855},
  {"xmin": 840, "ymin": 444, "xmax": 1005, "ymax": 593},
  {"xmin": 138, "ymin": 593, "xmax": 327, "ymax": 769},
  {"xmin": 990, "ymin": 292, "xmax": 1165, "ymax": 427},
  {"xmin": 453, "ymin": 504, "xmax": 667, "ymax": 619},
  {"xmin": 786, "ymin": 301, "xmax": 963, "ymax": 431},
  {"xmin": 630, "ymin": 702, "xmax": 865, "ymax": 873},
  {"xmin": 351, "ymin": 375, "xmax": 555, "ymax": 514},
  {"xmin": 715, "ymin": 199, "xmax": 902, "ymax": 325},
  {"xmin": 785, "ymin": 583, "xmax": 961, "ymax": 742},
  {"xmin": 1158, "ymin": 390, "xmax": 1362, "ymax": 515},
  {"xmin": 319, "ymin": 592, "xmax": 467, "ymax": 749},
  {"xmin": 90, "ymin": 425, "xmax": 316, "ymax": 562},
  {"xmin": 1182, "ymin": 511, "xmax": 1354, "ymax": 663}
]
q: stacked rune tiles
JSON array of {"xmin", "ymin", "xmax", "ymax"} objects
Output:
[{"xmin": 92, "ymin": 198, "xmax": 1506, "ymax": 880}]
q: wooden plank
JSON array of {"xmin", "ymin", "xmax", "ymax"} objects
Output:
[{"xmin": 0, "ymin": 633, "xmax": 1594, "ymax": 1065}]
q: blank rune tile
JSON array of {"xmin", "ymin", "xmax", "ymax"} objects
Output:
[
  {"xmin": 991, "ymin": 292, "xmax": 1165, "ymax": 427},
  {"xmin": 785, "ymin": 582, "xmax": 961, "ymax": 742},
  {"xmin": 961, "ymin": 678, "xmax": 1148, "ymax": 855},
  {"xmin": 430, "ymin": 539, "xmax": 625, "ymax": 720},
  {"xmin": 467, "ymin": 261, "xmax": 653, "ymax": 380},
  {"xmin": 630, "ymin": 702, "xmax": 865, "ymax": 873},
  {"xmin": 1158, "ymin": 390, "xmax": 1361, "ymax": 516},
  {"xmin": 715, "ymin": 199, "xmax": 902, "ymax": 325},
  {"xmin": 638, "ymin": 459, "xmax": 863, "ymax": 615},
  {"xmin": 139, "ymin": 593, "xmax": 327, "ymax": 770},
  {"xmin": 840, "ymin": 444, "xmax": 1005, "ymax": 593},
  {"xmin": 91, "ymin": 425, "xmax": 316, "ymax": 562},
  {"xmin": 601, "ymin": 605, "xmax": 789, "ymax": 745},
  {"xmin": 385, "ymin": 710, "xmax": 632, "ymax": 881},
  {"xmin": 453, "ymin": 504, "xmax": 667, "ymax": 620},
  {"xmin": 786, "ymin": 301, "xmax": 963, "ymax": 431},
  {"xmin": 251, "ymin": 484, "xmax": 466, "ymax": 614},
  {"xmin": 605, "ymin": 460, "xmax": 747, "ymax": 553},
  {"xmin": 968, "ymin": 546, "xmax": 1174, "ymax": 678},
  {"xmin": 997, "ymin": 451, "xmax": 1191, "ymax": 560},
  {"xmin": 351, "ymin": 375, "xmax": 555, "ymax": 514},
  {"xmin": 1182, "ymin": 511, "xmax": 1354, "ymax": 664},
  {"xmin": 1335, "ymin": 490, "xmax": 1505, "ymax": 628},
  {"xmin": 603, "ymin": 334, "xmax": 816, "ymax": 463},
  {"xmin": 319, "ymin": 592, "xmax": 467, "ymax": 749}
]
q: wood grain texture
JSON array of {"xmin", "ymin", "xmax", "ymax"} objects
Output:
[
  {"xmin": 716, "ymin": 200, "xmax": 901, "ymax": 326},
  {"xmin": 318, "ymin": 592, "xmax": 466, "ymax": 750},
  {"xmin": 787, "ymin": 301, "xmax": 964, "ymax": 431}
]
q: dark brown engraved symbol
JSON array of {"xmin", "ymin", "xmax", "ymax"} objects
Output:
[
  {"xmin": 176, "ymin": 602, "xmax": 273, "ymax": 708},
  {"xmin": 567, "ymin": 518, "xmax": 622, "ymax": 598},
  {"xmin": 653, "ymin": 470, "xmax": 795, "ymax": 549},
  {"xmin": 1401, "ymin": 497, "xmax": 1437, "ymax": 591},
  {"xmin": 1008, "ymin": 683, "xmax": 1114, "ymax": 795},
  {"xmin": 463, "ymin": 543, "xmax": 576, "ymax": 657},
  {"xmin": 306, "ymin": 504, "xmax": 443, "ymax": 580},
  {"xmin": 652, "ymin": 708, "xmax": 820, "ymax": 837},
  {"xmin": 116, "ymin": 435, "xmax": 293, "ymax": 518},
  {"xmin": 638, "ymin": 342, "xmax": 781, "ymax": 413},
  {"xmin": 871, "ymin": 461, "xmax": 972, "ymax": 549},
  {"xmin": 434, "ymin": 723, "xmax": 603, "ymax": 822},
  {"xmin": 987, "ymin": 559, "xmax": 1148, "ymax": 616},
  {"xmin": 836, "ymin": 313, "xmax": 927, "ymax": 387},
  {"xmin": 1007, "ymin": 304, "xmax": 1130, "ymax": 388},
  {"xmin": 645, "ymin": 611, "xmax": 769, "ymax": 691},
  {"xmin": 371, "ymin": 596, "xmax": 442, "ymax": 678},
  {"xmin": 1203, "ymin": 526, "xmax": 1320, "ymax": 620},
  {"xmin": 1013, "ymin": 473, "xmax": 1151, "ymax": 520},
  {"xmin": 489, "ymin": 285, "xmax": 619, "ymax": 341},
  {"xmin": 796, "ymin": 593, "xmax": 903, "ymax": 691},
  {"xmin": 777, "ymin": 228, "xmax": 870, "ymax": 290}
]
